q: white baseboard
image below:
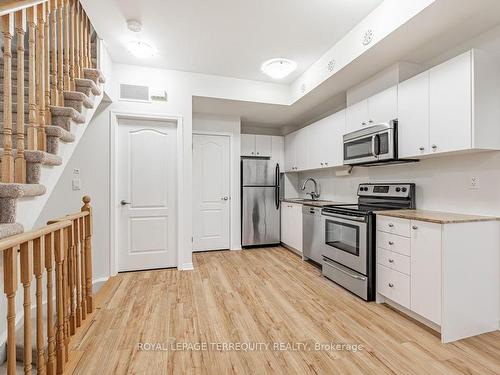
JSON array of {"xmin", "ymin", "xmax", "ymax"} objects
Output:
[
  {"xmin": 231, "ymin": 247, "xmax": 242, "ymax": 251},
  {"xmin": 180, "ymin": 263, "xmax": 194, "ymax": 271}
]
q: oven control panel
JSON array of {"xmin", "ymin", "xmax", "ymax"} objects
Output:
[{"xmin": 358, "ymin": 183, "xmax": 414, "ymax": 198}]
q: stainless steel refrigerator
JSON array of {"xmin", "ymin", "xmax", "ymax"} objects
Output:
[{"xmin": 241, "ymin": 159, "xmax": 281, "ymax": 247}]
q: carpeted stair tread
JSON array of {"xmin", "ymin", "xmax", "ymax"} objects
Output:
[
  {"xmin": 83, "ymin": 68, "xmax": 106, "ymax": 84},
  {"xmin": 63, "ymin": 90, "xmax": 94, "ymax": 109},
  {"xmin": 0, "ymin": 222, "xmax": 23, "ymax": 239},
  {"xmin": 75, "ymin": 78, "xmax": 101, "ymax": 96},
  {"xmin": 0, "ymin": 183, "xmax": 46, "ymax": 198},
  {"xmin": 50, "ymin": 106, "xmax": 85, "ymax": 124},
  {"xmin": 45, "ymin": 125, "xmax": 75, "ymax": 142}
]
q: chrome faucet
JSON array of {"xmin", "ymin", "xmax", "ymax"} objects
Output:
[{"xmin": 301, "ymin": 178, "xmax": 321, "ymax": 200}]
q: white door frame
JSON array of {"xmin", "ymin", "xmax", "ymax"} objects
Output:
[
  {"xmin": 110, "ymin": 111, "xmax": 184, "ymax": 275},
  {"xmin": 192, "ymin": 130, "xmax": 238, "ymax": 251}
]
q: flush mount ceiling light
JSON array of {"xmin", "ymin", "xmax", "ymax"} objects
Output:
[
  {"xmin": 127, "ymin": 41, "xmax": 157, "ymax": 58},
  {"xmin": 261, "ymin": 58, "xmax": 297, "ymax": 80},
  {"xmin": 127, "ymin": 19, "xmax": 142, "ymax": 33}
]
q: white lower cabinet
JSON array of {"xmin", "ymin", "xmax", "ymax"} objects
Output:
[
  {"xmin": 281, "ymin": 203, "xmax": 303, "ymax": 252},
  {"xmin": 376, "ymin": 214, "xmax": 499, "ymax": 343}
]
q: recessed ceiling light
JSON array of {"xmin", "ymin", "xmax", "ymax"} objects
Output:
[
  {"xmin": 261, "ymin": 58, "xmax": 297, "ymax": 80},
  {"xmin": 127, "ymin": 41, "xmax": 157, "ymax": 58}
]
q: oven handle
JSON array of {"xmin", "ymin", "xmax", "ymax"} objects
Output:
[
  {"xmin": 323, "ymin": 258, "xmax": 367, "ymax": 281},
  {"xmin": 322, "ymin": 212, "xmax": 366, "ymax": 222}
]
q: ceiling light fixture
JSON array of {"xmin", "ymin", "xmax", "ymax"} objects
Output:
[
  {"xmin": 127, "ymin": 41, "xmax": 157, "ymax": 58},
  {"xmin": 261, "ymin": 58, "xmax": 297, "ymax": 80},
  {"xmin": 127, "ymin": 19, "xmax": 142, "ymax": 33}
]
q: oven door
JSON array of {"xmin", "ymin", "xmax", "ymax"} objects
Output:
[
  {"xmin": 321, "ymin": 212, "xmax": 367, "ymax": 275},
  {"xmin": 343, "ymin": 127, "xmax": 395, "ymax": 165}
]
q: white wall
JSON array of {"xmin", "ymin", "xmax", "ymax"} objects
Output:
[{"xmin": 193, "ymin": 113, "xmax": 242, "ymax": 250}]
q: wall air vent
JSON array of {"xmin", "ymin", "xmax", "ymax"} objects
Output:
[{"xmin": 119, "ymin": 83, "xmax": 150, "ymax": 102}]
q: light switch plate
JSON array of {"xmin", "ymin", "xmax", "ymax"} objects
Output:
[{"xmin": 72, "ymin": 178, "xmax": 81, "ymax": 191}]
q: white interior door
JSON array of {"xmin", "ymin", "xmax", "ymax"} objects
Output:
[
  {"xmin": 193, "ymin": 134, "xmax": 230, "ymax": 251},
  {"xmin": 117, "ymin": 118, "xmax": 177, "ymax": 272}
]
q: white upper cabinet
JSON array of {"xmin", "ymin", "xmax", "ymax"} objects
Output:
[
  {"xmin": 346, "ymin": 86, "xmax": 398, "ymax": 133},
  {"xmin": 308, "ymin": 110, "xmax": 346, "ymax": 169},
  {"xmin": 270, "ymin": 136, "xmax": 284, "ymax": 169},
  {"xmin": 241, "ymin": 134, "xmax": 256, "ymax": 156},
  {"xmin": 429, "ymin": 52, "xmax": 472, "ymax": 154},
  {"xmin": 255, "ymin": 135, "xmax": 272, "ymax": 157},
  {"xmin": 284, "ymin": 131, "xmax": 297, "ymax": 172},
  {"xmin": 241, "ymin": 134, "xmax": 274, "ymax": 157},
  {"xmin": 398, "ymin": 71, "xmax": 430, "ymax": 158},
  {"xmin": 368, "ymin": 86, "xmax": 398, "ymax": 124},
  {"xmin": 346, "ymin": 99, "xmax": 369, "ymax": 133},
  {"xmin": 295, "ymin": 128, "xmax": 309, "ymax": 171},
  {"xmin": 399, "ymin": 49, "xmax": 500, "ymax": 158}
]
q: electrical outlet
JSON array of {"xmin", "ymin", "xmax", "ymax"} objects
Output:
[{"xmin": 470, "ymin": 176, "xmax": 479, "ymax": 190}]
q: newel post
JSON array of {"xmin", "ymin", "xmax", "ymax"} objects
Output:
[{"xmin": 81, "ymin": 195, "xmax": 93, "ymax": 313}]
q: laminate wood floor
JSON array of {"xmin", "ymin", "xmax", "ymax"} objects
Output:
[{"xmin": 66, "ymin": 247, "xmax": 500, "ymax": 374}]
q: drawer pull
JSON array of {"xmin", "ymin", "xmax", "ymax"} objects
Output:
[
  {"xmin": 388, "ymin": 223, "xmax": 394, "ymax": 228},
  {"xmin": 388, "ymin": 283, "xmax": 394, "ymax": 288},
  {"xmin": 388, "ymin": 241, "xmax": 394, "ymax": 245},
  {"xmin": 388, "ymin": 259, "xmax": 394, "ymax": 263},
  {"xmin": 412, "ymin": 225, "xmax": 418, "ymax": 230}
]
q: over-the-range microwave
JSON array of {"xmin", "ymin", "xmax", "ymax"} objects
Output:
[{"xmin": 343, "ymin": 120, "xmax": 417, "ymax": 166}]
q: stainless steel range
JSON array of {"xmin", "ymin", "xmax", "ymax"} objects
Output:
[{"xmin": 320, "ymin": 183, "xmax": 416, "ymax": 301}]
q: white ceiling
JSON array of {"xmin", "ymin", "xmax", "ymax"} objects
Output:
[{"xmin": 83, "ymin": 0, "xmax": 382, "ymax": 83}]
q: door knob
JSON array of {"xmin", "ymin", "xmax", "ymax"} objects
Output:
[
  {"xmin": 121, "ymin": 200, "xmax": 131, "ymax": 206},
  {"xmin": 221, "ymin": 196, "xmax": 229, "ymax": 201}
]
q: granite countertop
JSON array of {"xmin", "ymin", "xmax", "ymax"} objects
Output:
[
  {"xmin": 376, "ymin": 209, "xmax": 500, "ymax": 224},
  {"xmin": 281, "ymin": 198, "xmax": 348, "ymax": 207}
]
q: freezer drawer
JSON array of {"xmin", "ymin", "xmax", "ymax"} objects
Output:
[{"xmin": 242, "ymin": 186, "xmax": 280, "ymax": 246}]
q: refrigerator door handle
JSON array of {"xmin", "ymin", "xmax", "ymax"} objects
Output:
[{"xmin": 275, "ymin": 163, "xmax": 280, "ymax": 209}]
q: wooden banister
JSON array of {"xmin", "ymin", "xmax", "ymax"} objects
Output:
[
  {"xmin": 0, "ymin": 1, "xmax": 48, "ymax": 17},
  {"xmin": 0, "ymin": 197, "xmax": 94, "ymax": 375}
]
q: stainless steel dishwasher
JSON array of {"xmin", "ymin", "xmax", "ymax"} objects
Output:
[{"xmin": 302, "ymin": 205, "xmax": 324, "ymax": 264}]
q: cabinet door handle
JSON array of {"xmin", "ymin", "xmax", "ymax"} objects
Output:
[
  {"xmin": 362, "ymin": 122, "xmax": 367, "ymax": 126},
  {"xmin": 412, "ymin": 225, "xmax": 418, "ymax": 230},
  {"xmin": 369, "ymin": 120, "xmax": 374, "ymax": 123},
  {"xmin": 325, "ymin": 162, "xmax": 328, "ymax": 166},
  {"xmin": 320, "ymin": 162, "xmax": 324, "ymax": 166},
  {"xmin": 388, "ymin": 223, "xmax": 394, "ymax": 228},
  {"xmin": 388, "ymin": 259, "xmax": 394, "ymax": 263},
  {"xmin": 256, "ymin": 152, "xmax": 260, "ymax": 155},
  {"xmin": 388, "ymin": 241, "xmax": 394, "ymax": 245},
  {"xmin": 419, "ymin": 146, "xmax": 425, "ymax": 151},
  {"xmin": 388, "ymin": 283, "xmax": 394, "ymax": 288},
  {"xmin": 431, "ymin": 144, "xmax": 437, "ymax": 150}
]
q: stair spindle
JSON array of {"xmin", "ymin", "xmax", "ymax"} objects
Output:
[
  {"xmin": 44, "ymin": 1, "xmax": 51, "ymax": 125},
  {"xmin": 62, "ymin": 227, "xmax": 69, "ymax": 361},
  {"xmin": 20, "ymin": 241, "xmax": 34, "ymax": 375},
  {"xmin": 1, "ymin": 14, "xmax": 14, "ymax": 183},
  {"xmin": 54, "ymin": 229, "xmax": 66, "ymax": 374},
  {"xmin": 44, "ymin": 232, "xmax": 56, "ymax": 375},
  {"xmin": 66, "ymin": 224, "xmax": 76, "ymax": 335},
  {"xmin": 69, "ymin": 0, "xmax": 75, "ymax": 89},
  {"xmin": 36, "ymin": 2, "xmax": 47, "ymax": 151},
  {"xmin": 50, "ymin": 0, "xmax": 58, "ymax": 106},
  {"xmin": 86, "ymin": 14, "xmax": 91, "ymax": 68},
  {"xmin": 56, "ymin": 0, "xmax": 63, "ymax": 105},
  {"xmin": 3, "ymin": 247, "xmax": 18, "ymax": 375},
  {"xmin": 82, "ymin": 195, "xmax": 93, "ymax": 313},
  {"xmin": 27, "ymin": 7, "xmax": 37, "ymax": 150},
  {"xmin": 33, "ymin": 236, "xmax": 47, "ymax": 375},
  {"xmin": 75, "ymin": 216, "xmax": 82, "ymax": 327},
  {"xmin": 63, "ymin": 0, "xmax": 70, "ymax": 91},
  {"xmin": 82, "ymin": 7, "xmax": 87, "ymax": 70},
  {"xmin": 14, "ymin": 10, "xmax": 26, "ymax": 183},
  {"xmin": 79, "ymin": 215, "xmax": 87, "ymax": 319},
  {"xmin": 74, "ymin": 0, "xmax": 81, "ymax": 79}
]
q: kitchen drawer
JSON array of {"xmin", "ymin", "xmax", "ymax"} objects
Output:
[
  {"xmin": 377, "ymin": 231, "xmax": 411, "ymax": 256},
  {"xmin": 377, "ymin": 248, "xmax": 411, "ymax": 275},
  {"xmin": 377, "ymin": 264, "xmax": 410, "ymax": 309},
  {"xmin": 377, "ymin": 215, "xmax": 411, "ymax": 237}
]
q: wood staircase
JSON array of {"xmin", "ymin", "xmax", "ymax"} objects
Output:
[
  {"xmin": 0, "ymin": 0, "xmax": 105, "ymax": 240},
  {"xmin": 0, "ymin": 0, "xmax": 105, "ymax": 374}
]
